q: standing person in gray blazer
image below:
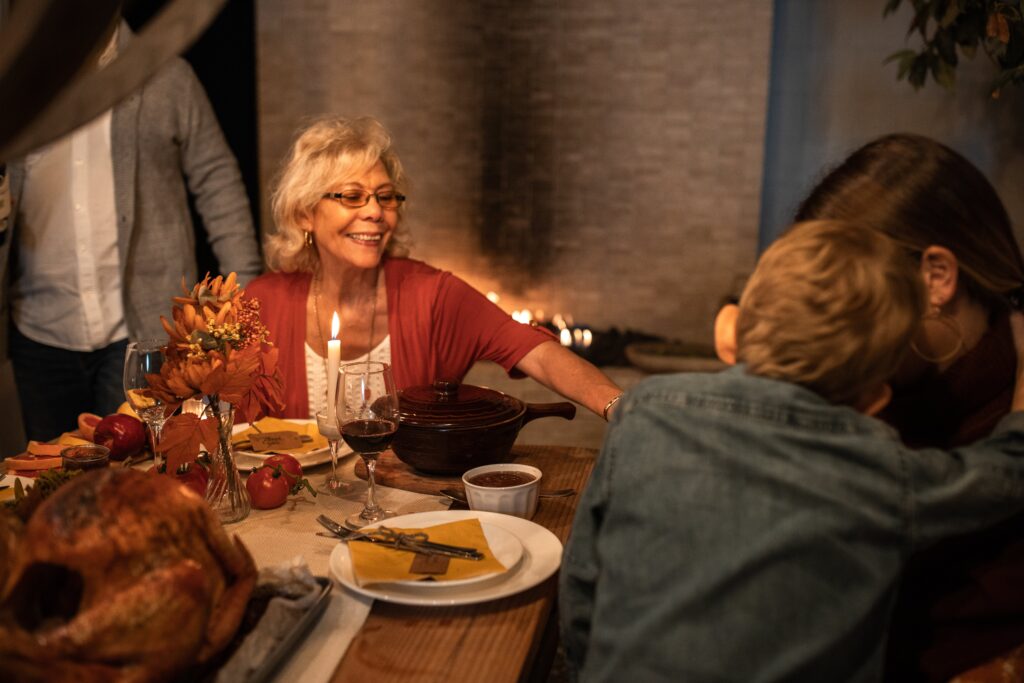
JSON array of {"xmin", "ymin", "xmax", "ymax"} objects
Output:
[{"xmin": 0, "ymin": 21, "xmax": 262, "ymax": 443}]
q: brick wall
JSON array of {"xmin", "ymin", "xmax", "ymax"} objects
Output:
[{"xmin": 256, "ymin": 0, "xmax": 772, "ymax": 344}]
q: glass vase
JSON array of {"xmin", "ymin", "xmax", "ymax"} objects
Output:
[{"xmin": 204, "ymin": 398, "xmax": 251, "ymax": 523}]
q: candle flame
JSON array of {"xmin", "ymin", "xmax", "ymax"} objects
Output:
[
  {"xmin": 486, "ymin": 291, "xmax": 500, "ymax": 303},
  {"xmin": 560, "ymin": 328, "xmax": 572, "ymax": 346},
  {"xmin": 331, "ymin": 311, "xmax": 340, "ymax": 339}
]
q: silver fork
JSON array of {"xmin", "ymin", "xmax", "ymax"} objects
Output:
[
  {"xmin": 316, "ymin": 514, "xmax": 372, "ymax": 541},
  {"xmin": 316, "ymin": 514, "xmax": 483, "ymax": 560}
]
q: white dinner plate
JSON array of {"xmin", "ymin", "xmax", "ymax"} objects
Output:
[
  {"xmin": 231, "ymin": 419, "xmax": 350, "ymax": 471},
  {"xmin": 329, "ymin": 510, "xmax": 563, "ymax": 606}
]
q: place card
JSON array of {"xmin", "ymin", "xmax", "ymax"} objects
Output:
[
  {"xmin": 409, "ymin": 553, "xmax": 450, "ymax": 575},
  {"xmin": 248, "ymin": 431, "xmax": 304, "ymax": 452}
]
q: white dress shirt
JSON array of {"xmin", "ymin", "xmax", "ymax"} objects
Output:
[{"xmin": 12, "ymin": 110, "xmax": 129, "ymax": 351}]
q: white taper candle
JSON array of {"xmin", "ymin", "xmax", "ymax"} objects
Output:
[{"xmin": 326, "ymin": 311, "xmax": 341, "ymax": 424}]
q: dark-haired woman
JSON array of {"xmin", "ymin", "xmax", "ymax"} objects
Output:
[{"xmin": 796, "ymin": 133, "xmax": 1024, "ymax": 681}]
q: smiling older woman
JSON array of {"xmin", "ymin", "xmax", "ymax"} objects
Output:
[{"xmin": 246, "ymin": 116, "xmax": 622, "ymax": 421}]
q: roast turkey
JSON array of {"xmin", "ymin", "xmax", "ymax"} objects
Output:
[{"xmin": 0, "ymin": 468, "xmax": 256, "ymax": 682}]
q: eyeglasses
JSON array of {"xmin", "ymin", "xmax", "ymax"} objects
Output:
[{"xmin": 322, "ymin": 189, "xmax": 406, "ymax": 209}]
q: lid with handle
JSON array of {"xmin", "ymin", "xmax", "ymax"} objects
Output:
[{"xmin": 397, "ymin": 379, "xmax": 525, "ymax": 428}]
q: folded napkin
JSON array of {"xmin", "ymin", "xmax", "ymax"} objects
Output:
[
  {"xmin": 349, "ymin": 518, "xmax": 507, "ymax": 587},
  {"xmin": 232, "ymin": 417, "xmax": 328, "ymax": 455}
]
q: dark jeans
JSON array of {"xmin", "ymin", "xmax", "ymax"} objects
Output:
[{"xmin": 9, "ymin": 325, "xmax": 128, "ymax": 442}]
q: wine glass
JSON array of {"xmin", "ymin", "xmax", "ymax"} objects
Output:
[
  {"xmin": 315, "ymin": 410, "xmax": 351, "ymax": 496},
  {"xmin": 123, "ymin": 340, "xmax": 167, "ymax": 467},
  {"xmin": 337, "ymin": 361, "xmax": 399, "ymax": 528}
]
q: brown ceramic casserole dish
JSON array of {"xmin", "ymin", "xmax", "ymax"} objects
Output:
[{"xmin": 392, "ymin": 380, "xmax": 576, "ymax": 474}]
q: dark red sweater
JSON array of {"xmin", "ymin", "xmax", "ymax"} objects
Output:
[
  {"xmin": 884, "ymin": 312, "xmax": 1021, "ymax": 681},
  {"xmin": 244, "ymin": 257, "xmax": 555, "ymax": 419}
]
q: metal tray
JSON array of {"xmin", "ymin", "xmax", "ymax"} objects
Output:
[{"xmin": 247, "ymin": 576, "xmax": 333, "ymax": 683}]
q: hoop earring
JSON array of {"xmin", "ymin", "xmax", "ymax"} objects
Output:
[
  {"xmin": 304, "ymin": 231, "xmax": 314, "ymax": 249},
  {"xmin": 910, "ymin": 307, "xmax": 965, "ymax": 364}
]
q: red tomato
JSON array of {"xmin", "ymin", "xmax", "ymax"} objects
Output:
[
  {"xmin": 264, "ymin": 454, "xmax": 302, "ymax": 488},
  {"xmin": 246, "ymin": 466, "xmax": 290, "ymax": 509},
  {"xmin": 176, "ymin": 462, "xmax": 209, "ymax": 498},
  {"xmin": 148, "ymin": 461, "xmax": 208, "ymax": 498}
]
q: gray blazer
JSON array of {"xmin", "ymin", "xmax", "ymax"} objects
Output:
[{"xmin": 0, "ymin": 32, "xmax": 262, "ymax": 358}]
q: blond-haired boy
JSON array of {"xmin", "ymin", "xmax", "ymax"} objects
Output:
[{"xmin": 561, "ymin": 220, "xmax": 1024, "ymax": 682}]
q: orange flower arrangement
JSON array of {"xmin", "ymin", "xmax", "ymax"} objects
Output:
[{"xmin": 145, "ymin": 272, "xmax": 284, "ymax": 473}]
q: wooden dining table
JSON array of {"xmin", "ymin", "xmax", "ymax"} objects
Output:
[
  {"xmin": 1, "ymin": 440, "xmax": 598, "ymax": 682},
  {"xmin": 330, "ymin": 443, "xmax": 598, "ymax": 683}
]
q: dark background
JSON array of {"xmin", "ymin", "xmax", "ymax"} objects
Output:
[{"xmin": 124, "ymin": 0, "xmax": 260, "ymax": 276}]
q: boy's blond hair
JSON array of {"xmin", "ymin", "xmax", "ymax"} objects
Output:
[{"xmin": 737, "ymin": 220, "xmax": 926, "ymax": 406}]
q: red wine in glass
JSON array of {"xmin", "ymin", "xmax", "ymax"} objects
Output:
[
  {"xmin": 337, "ymin": 361, "xmax": 399, "ymax": 528},
  {"xmin": 340, "ymin": 418, "xmax": 397, "ymax": 456}
]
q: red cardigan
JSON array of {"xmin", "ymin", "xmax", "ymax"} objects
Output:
[{"xmin": 244, "ymin": 257, "xmax": 555, "ymax": 419}]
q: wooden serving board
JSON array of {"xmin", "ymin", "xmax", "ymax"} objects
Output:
[{"xmin": 354, "ymin": 444, "xmax": 597, "ymax": 496}]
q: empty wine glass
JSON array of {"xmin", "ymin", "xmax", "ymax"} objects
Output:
[
  {"xmin": 315, "ymin": 410, "xmax": 351, "ymax": 496},
  {"xmin": 123, "ymin": 340, "xmax": 167, "ymax": 467},
  {"xmin": 337, "ymin": 361, "xmax": 398, "ymax": 528}
]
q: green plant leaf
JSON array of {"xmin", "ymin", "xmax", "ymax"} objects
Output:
[
  {"xmin": 910, "ymin": 2, "xmax": 933, "ymax": 37},
  {"xmin": 910, "ymin": 53, "xmax": 930, "ymax": 87},
  {"xmin": 886, "ymin": 49, "xmax": 920, "ymax": 79},
  {"xmin": 936, "ymin": 27, "xmax": 959, "ymax": 63},
  {"xmin": 1004, "ymin": 25, "xmax": 1024, "ymax": 65},
  {"xmin": 885, "ymin": 0, "xmax": 1024, "ymax": 94},
  {"xmin": 955, "ymin": 16, "xmax": 980, "ymax": 47},
  {"xmin": 940, "ymin": 0, "xmax": 960, "ymax": 27},
  {"xmin": 933, "ymin": 57, "xmax": 958, "ymax": 87},
  {"xmin": 884, "ymin": 0, "xmax": 905, "ymax": 17}
]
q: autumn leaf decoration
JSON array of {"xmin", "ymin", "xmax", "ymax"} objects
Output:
[{"xmin": 144, "ymin": 272, "xmax": 284, "ymax": 473}]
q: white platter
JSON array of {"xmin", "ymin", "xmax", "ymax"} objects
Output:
[
  {"xmin": 232, "ymin": 419, "xmax": 350, "ymax": 471},
  {"xmin": 329, "ymin": 510, "xmax": 562, "ymax": 606}
]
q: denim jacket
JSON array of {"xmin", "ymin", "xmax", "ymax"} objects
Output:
[{"xmin": 560, "ymin": 366, "xmax": 1024, "ymax": 682}]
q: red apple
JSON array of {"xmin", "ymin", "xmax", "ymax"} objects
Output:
[{"xmin": 94, "ymin": 413, "xmax": 146, "ymax": 461}]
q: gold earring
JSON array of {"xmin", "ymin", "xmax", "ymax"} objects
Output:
[
  {"xmin": 304, "ymin": 231, "xmax": 314, "ymax": 249},
  {"xmin": 910, "ymin": 307, "xmax": 965, "ymax": 364}
]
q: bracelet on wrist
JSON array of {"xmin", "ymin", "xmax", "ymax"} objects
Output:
[{"xmin": 602, "ymin": 393, "xmax": 623, "ymax": 421}]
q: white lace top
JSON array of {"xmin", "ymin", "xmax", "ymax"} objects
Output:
[{"xmin": 305, "ymin": 336, "xmax": 392, "ymax": 419}]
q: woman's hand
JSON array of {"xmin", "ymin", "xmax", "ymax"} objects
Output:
[{"xmin": 1010, "ymin": 312, "xmax": 1024, "ymax": 412}]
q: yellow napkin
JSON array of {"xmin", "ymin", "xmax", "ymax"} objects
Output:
[
  {"xmin": 348, "ymin": 518, "xmax": 507, "ymax": 587},
  {"xmin": 231, "ymin": 417, "xmax": 328, "ymax": 454}
]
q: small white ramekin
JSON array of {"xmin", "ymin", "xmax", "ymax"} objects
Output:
[{"xmin": 461, "ymin": 463, "xmax": 542, "ymax": 519}]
